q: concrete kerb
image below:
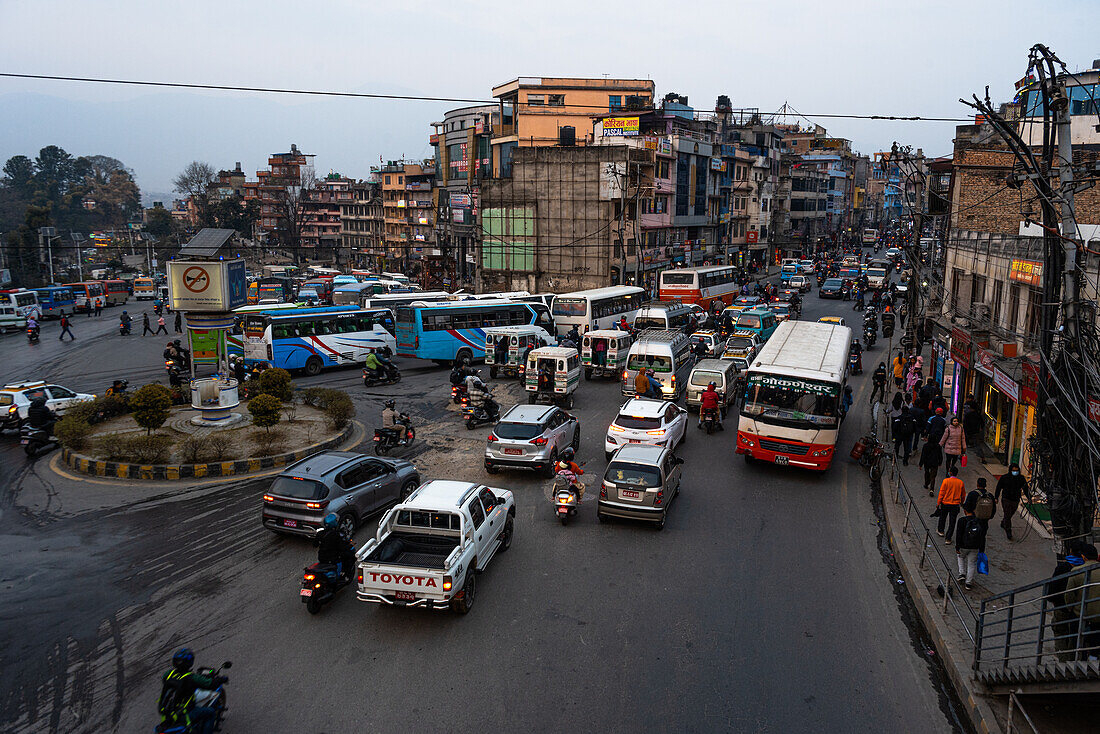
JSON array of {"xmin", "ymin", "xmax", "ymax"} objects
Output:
[
  {"xmin": 879, "ymin": 469, "xmax": 1005, "ymax": 734},
  {"xmin": 61, "ymin": 420, "xmax": 361, "ymax": 481}
]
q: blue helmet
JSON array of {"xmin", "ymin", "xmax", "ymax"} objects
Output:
[
  {"xmin": 172, "ymin": 648, "xmax": 194, "ymax": 671},
  {"xmin": 323, "ymin": 513, "xmax": 339, "ymax": 530}
]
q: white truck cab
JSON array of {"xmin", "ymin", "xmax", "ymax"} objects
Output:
[{"xmin": 356, "ymin": 480, "xmax": 515, "ymax": 614}]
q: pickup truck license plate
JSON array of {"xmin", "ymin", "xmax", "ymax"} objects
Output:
[
  {"xmin": 774, "ymin": 455, "xmax": 790, "ymax": 465},
  {"xmin": 621, "ymin": 490, "xmax": 640, "ymax": 499},
  {"xmin": 394, "ymin": 590, "xmax": 416, "ymax": 601},
  {"xmin": 283, "ymin": 519, "xmax": 298, "ymax": 528},
  {"xmin": 504, "ymin": 448, "xmax": 522, "ymax": 455},
  {"xmin": 299, "ymin": 588, "xmax": 312, "ymax": 597}
]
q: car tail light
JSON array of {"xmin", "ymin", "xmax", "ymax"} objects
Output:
[
  {"xmin": 600, "ymin": 483, "xmax": 608, "ymax": 499},
  {"xmin": 263, "ymin": 494, "xmax": 274, "ymax": 502},
  {"xmin": 646, "ymin": 429, "xmax": 666, "ymax": 436},
  {"xmin": 487, "ymin": 434, "xmax": 498, "ymax": 442},
  {"xmin": 622, "ymin": 370, "xmax": 628, "ymax": 380},
  {"xmin": 608, "ymin": 424, "xmax": 625, "ymax": 433},
  {"xmin": 305, "ymin": 501, "xmax": 328, "ymax": 510},
  {"xmin": 531, "ymin": 437, "xmax": 548, "ymax": 446},
  {"xmin": 443, "ymin": 575, "xmax": 453, "ymax": 592},
  {"xmin": 655, "ymin": 491, "xmax": 664, "ymax": 506},
  {"xmin": 357, "ymin": 571, "xmax": 363, "ymax": 584}
]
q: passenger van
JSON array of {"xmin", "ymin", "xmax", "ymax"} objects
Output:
[
  {"xmin": 685, "ymin": 358, "xmax": 742, "ymax": 414},
  {"xmin": 620, "ymin": 329, "xmax": 695, "ymax": 400},
  {"xmin": 632, "ymin": 302, "xmax": 695, "ymax": 335},
  {"xmin": 733, "ymin": 307, "xmax": 779, "ymax": 343}
]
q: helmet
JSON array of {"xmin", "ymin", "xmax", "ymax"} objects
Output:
[
  {"xmin": 708, "ymin": 381, "xmax": 717, "ymax": 390},
  {"xmin": 31, "ymin": 397, "xmax": 47, "ymax": 409},
  {"xmin": 557, "ymin": 461, "xmax": 569, "ymax": 471},
  {"xmin": 323, "ymin": 513, "xmax": 339, "ymax": 530},
  {"xmin": 172, "ymin": 648, "xmax": 194, "ymax": 672},
  {"xmin": 560, "ymin": 447, "xmax": 575, "ymax": 463},
  {"xmin": 384, "ymin": 399, "xmax": 396, "ymax": 409},
  {"xmin": 935, "ymin": 407, "xmax": 944, "ymax": 415}
]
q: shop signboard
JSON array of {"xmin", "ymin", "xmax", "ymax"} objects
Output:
[
  {"xmin": 603, "ymin": 117, "xmax": 640, "ymax": 137},
  {"xmin": 993, "ymin": 366, "xmax": 1020, "ymax": 402},
  {"xmin": 746, "ymin": 231, "xmax": 759, "ymax": 244},
  {"xmin": 1089, "ymin": 397, "xmax": 1100, "ymax": 422},
  {"xmin": 950, "ymin": 327, "xmax": 971, "ymax": 367},
  {"xmin": 1021, "ymin": 359, "xmax": 1039, "ymax": 406},
  {"xmin": 1009, "ymin": 258, "xmax": 1043, "ymax": 287},
  {"xmin": 643, "ymin": 136, "xmax": 658, "ymax": 150},
  {"xmin": 942, "ymin": 359, "xmax": 956, "ymax": 404},
  {"xmin": 658, "ymin": 138, "xmax": 672, "ymax": 156},
  {"xmin": 975, "ymin": 347, "xmax": 996, "ymax": 377},
  {"xmin": 450, "ymin": 193, "xmax": 470, "ymax": 207}
]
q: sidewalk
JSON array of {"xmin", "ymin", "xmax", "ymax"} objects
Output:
[{"xmin": 868, "ymin": 409, "xmax": 1059, "ymax": 733}]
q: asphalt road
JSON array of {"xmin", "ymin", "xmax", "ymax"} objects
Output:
[{"xmin": 0, "ymin": 283, "xmax": 969, "ymax": 733}]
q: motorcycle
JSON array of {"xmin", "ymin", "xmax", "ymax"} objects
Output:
[
  {"xmin": 552, "ymin": 471, "xmax": 583, "ymax": 526},
  {"xmin": 450, "ymin": 383, "xmax": 467, "ymax": 405},
  {"xmin": 462, "ymin": 392, "xmax": 500, "ymax": 429},
  {"xmin": 863, "ymin": 326, "xmax": 877, "ymax": 348},
  {"xmin": 362, "ymin": 361, "xmax": 401, "ymax": 387},
  {"xmin": 373, "ymin": 414, "xmax": 416, "ymax": 455},
  {"xmin": 300, "ymin": 562, "xmax": 351, "ymax": 614},
  {"xmin": 26, "ymin": 326, "xmax": 40, "ymax": 343},
  {"xmin": 20, "ymin": 424, "xmax": 60, "ymax": 458},
  {"xmin": 848, "ymin": 352, "xmax": 863, "ymax": 375},
  {"xmin": 165, "ymin": 360, "xmax": 184, "ymax": 388},
  {"xmin": 154, "ymin": 661, "xmax": 232, "ymax": 734},
  {"xmin": 816, "ymin": 273, "xmax": 825, "ymax": 287},
  {"xmin": 700, "ymin": 406, "xmax": 723, "ymax": 434},
  {"xmin": 119, "ymin": 320, "xmax": 132, "ymax": 336}
]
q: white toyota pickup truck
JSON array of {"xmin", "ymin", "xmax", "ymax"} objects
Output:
[{"xmin": 356, "ymin": 480, "xmax": 515, "ymax": 614}]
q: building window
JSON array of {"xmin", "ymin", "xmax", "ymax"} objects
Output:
[
  {"xmin": 549, "ymin": 94, "xmax": 565, "ymax": 107},
  {"xmin": 609, "ymin": 95, "xmax": 622, "ymax": 111},
  {"xmin": 657, "ymin": 160, "xmax": 670, "ymax": 179},
  {"xmin": 385, "ymin": 176, "xmax": 390, "ymax": 184},
  {"xmin": 528, "ymin": 94, "xmax": 545, "ymax": 106}
]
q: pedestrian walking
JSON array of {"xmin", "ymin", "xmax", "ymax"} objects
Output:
[
  {"xmin": 906, "ymin": 356, "xmax": 923, "ymax": 397},
  {"xmin": 155, "ymin": 314, "xmax": 168, "ymax": 335},
  {"xmin": 936, "ymin": 467, "xmax": 965, "ymax": 544},
  {"xmin": 909, "ymin": 401, "xmax": 927, "ymax": 454},
  {"xmin": 174, "ymin": 311, "xmax": 183, "ymax": 334},
  {"xmin": 939, "ymin": 416, "xmax": 966, "ymax": 473},
  {"xmin": 1063, "ymin": 544, "xmax": 1100, "ymax": 658},
  {"xmin": 962, "ymin": 396, "xmax": 985, "ymax": 463},
  {"xmin": 918, "ymin": 437, "xmax": 943, "ymax": 496},
  {"xmin": 892, "ymin": 406, "xmax": 915, "ymax": 465},
  {"xmin": 869, "ymin": 362, "xmax": 888, "ymax": 404},
  {"xmin": 995, "ymin": 463, "xmax": 1029, "ymax": 541},
  {"xmin": 918, "ymin": 377, "xmax": 939, "ymax": 412},
  {"xmin": 892, "ymin": 352, "xmax": 906, "ymax": 389},
  {"xmin": 886, "ymin": 392, "xmax": 904, "ymax": 440},
  {"xmin": 58, "ymin": 314, "xmax": 75, "ymax": 341},
  {"xmin": 141, "ymin": 312, "xmax": 154, "ymax": 336},
  {"xmin": 955, "ymin": 491, "xmax": 989, "ymax": 589},
  {"xmin": 94, "ymin": 300, "xmax": 102, "ymax": 317},
  {"xmin": 1047, "ymin": 542, "xmax": 1089, "ymax": 661}
]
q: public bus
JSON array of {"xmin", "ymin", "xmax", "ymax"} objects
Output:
[
  {"xmin": 549, "ymin": 285, "xmax": 645, "ymax": 337},
  {"xmin": 658, "ymin": 266, "xmax": 739, "ymax": 310},
  {"xmin": 862, "ymin": 228, "xmax": 879, "ymax": 246},
  {"xmin": 132, "ymin": 277, "xmax": 156, "ymax": 300},
  {"xmin": 241, "ymin": 306, "xmax": 397, "ymax": 376},
  {"xmin": 66, "ymin": 282, "xmax": 107, "ymax": 312},
  {"xmin": 396, "ymin": 300, "xmax": 555, "ymax": 364},
  {"xmin": 227, "ymin": 302, "xmax": 304, "ymax": 355},
  {"xmin": 100, "ymin": 279, "xmax": 130, "ymax": 306},
  {"xmin": 257, "ymin": 277, "xmax": 294, "ymax": 304},
  {"xmin": 361, "ymin": 291, "xmax": 454, "ymax": 310},
  {"xmin": 735, "ymin": 320, "xmax": 851, "ymax": 471},
  {"xmin": 0, "ymin": 288, "xmax": 41, "ymax": 320},
  {"xmin": 32, "ymin": 286, "xmax": 76, "ymax": 318},
  {"xmin": 382, "ymin": 272, "xmax": 411, "ymax": 286}
]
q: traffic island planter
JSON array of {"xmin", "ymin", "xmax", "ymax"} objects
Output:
[{"xmin": 61, "ymin": 422, "xmax": 357, "ymax": 481}]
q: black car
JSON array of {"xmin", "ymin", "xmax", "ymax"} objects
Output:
[{"xmin": 819, "ymin": 278, "xmax": 845, "ymax": 299}]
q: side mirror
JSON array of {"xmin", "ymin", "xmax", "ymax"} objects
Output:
[
  {"xmin": 222, "ymin": 661, "xmax": 233, "ymax": 669},
  {"xmin": 673, "ymin": 457, "xmax": 685, "ymax": 466}
]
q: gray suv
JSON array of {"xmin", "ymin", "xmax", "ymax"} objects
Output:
[
  {"xmin": 598, "ymin": 444, "xmax": 683, "ymax": 530},
  {"xmin": 484, "ymin": 404, "xmax": 580, "ymax": 477},
  {"xmin": 262, "ymin": 451, "xmax": 421, "ymax": 539}
]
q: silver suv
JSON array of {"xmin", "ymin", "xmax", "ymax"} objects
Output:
[
  {"xmin": 262, "ymin": 451, "xmax": 421, "ymax": 539},
  {"xmin": 485, "ymin": 404, "xmax": 580, "ymax": 477},
  {"xmin": 598, "ymin": 444, "xmax": 683, "ymax": 530}
]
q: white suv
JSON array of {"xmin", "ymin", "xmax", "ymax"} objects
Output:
[
  {"xmin": 1, "ymin": 381, "xmax": 95, "ymax": 429},
  {"xmin": 604, "ymin": 398, "xmax": 688, "ymax": 460}
]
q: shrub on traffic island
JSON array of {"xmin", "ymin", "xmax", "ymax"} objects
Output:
[
  {"xmin": 179, "ymin": 434, "xmax": 211, "ymax": 463},
  {"xmin": 124, "ymin": 434, "xmax": 173, "ymax": 464},
  {"xmin": 254, "ymin": 367, "xmax": 294, "ymax": 402},
  {"xmin": 319, "ymin": 391, "xmax": 355, "ymax": 430},
  {"xmin": 249, "ymin": 427, "xmax": 285, "ymax": 455},
  {"xmin": 130, "ymin": 384, "xmax": 173, "ymax": 435},
  {"xmin": 248, "ymin": 394, "xmax": 283, "ymax": 432},
  {"xmin": 54, "ymin": 414, "xmax": 92, "ymax": 450}
]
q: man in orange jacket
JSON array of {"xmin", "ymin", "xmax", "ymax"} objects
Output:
[{"xmin": 936, "ymin": 466, "xmax": 965, "ymax": 544}]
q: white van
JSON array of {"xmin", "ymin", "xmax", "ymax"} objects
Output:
[
  {"xmin": 632, "ymin": 302, "xmax": 695, "ymax": 335},
  {"xmin": 621, "ymin": 329, "xmax": 695, "ymax": 400}
]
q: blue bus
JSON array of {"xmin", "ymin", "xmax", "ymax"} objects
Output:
[
  {"xmin": 396, "ymin": 300, "xmax": 555, "ymax": 364},
  {"xmin": 32, "ymin": 286, "xmax": 76, "ymax": 318},
  {"xmin": 241, "ymin": 306, "xmax": 396, "ymax": 376}
]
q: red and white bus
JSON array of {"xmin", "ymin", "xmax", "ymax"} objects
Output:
[
  {"xmin": 658, "ymin": 266, "xmax": 739, "ymax": 310},
  {"xmin": 736, "ymin": 320, "xmax": 851, "ymax": 471}
]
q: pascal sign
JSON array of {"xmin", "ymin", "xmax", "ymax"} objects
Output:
[{"xmin": 167, "ymin": 260, "xmax": 247, "ymax": 311}]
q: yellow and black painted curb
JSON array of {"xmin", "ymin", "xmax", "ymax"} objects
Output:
[{"xmin": 62, "ymin": 422, "xmax": 356, "ymax": 481}]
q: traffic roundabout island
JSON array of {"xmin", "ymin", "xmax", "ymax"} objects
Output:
[{"xmin": 59, "ymin": 404, "xmax": 360, "ymax": 481}]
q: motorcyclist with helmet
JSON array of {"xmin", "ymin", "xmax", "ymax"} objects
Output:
[
  {"xmin": 119, "ymin": 310, "xmax": 132, "ymax": 335},
  {"xmin": 363, "ymin": 349, "xmax": 384, "ymax": 380},
  {"xmin": 26, "ymin": 315, "xmax": 40, "ymax": 339},
  {"xmin": 314, "ymin": 513, "xmax": 357, "ymax": 580},
  {"xmin": 172, "ymin": 339, "xmax": 191, "ymax": 369},
  {"xmin": 465, "ymin": 370, "xmax": 498, "ymax": 419},
  {"xmin": 849, "ymin": 338, "xmax": 864, "ymax": 373},
  {"xmin": 157, "ymin": 648, "xmax": 221, "ymax": 734},
  {"xmin": 698, "ymin": 381, "xmax": 724, "ymax": 430},
  {"xmin": 380, "ymin": 399, "xmax": 403, "ymax": 442},
  {"xmin": 555, "ymin": 448, "xmax": 585, "ymax": 501},
  {"xmin": 27, "ymin": 396, "xmax": 57, "ymax": 435}
]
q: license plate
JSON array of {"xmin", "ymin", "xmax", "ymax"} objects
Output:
[
  {"xmin": 20, "ymin": 439, "xmax": 29, "ymax": 445},
  {"xmin": 557, "ymin": 507, "xmax": 568, "ymax": 514},
  {"xmin": 283, "ymin": 519, "xmax": 298, "ymax": 528},
  {"xmin": 504, "ymin": 448, "xmax": 522, "ymax": 455},
  {"xmin": 774, "ymin": 455, "xmax": 790, "ymax": 465},
  {"xmin": 621, "ymin": 490, "xmax": 640, "ymax": 499},
  {"xmin": 628, "ymin": 439, "xmax": 641, "ymax": 444},
  {"xmin": 299, "ymin": 588, "xmax": 312, "ymax": 597},
  {"xmin": 395, "ymin": 590, "xmax": 416, "ymax": 601}
]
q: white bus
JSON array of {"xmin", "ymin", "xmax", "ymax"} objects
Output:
[
  {"xmin": 550, "ymin": 285, "xmax": 645, "ymax": 337},
  {"xmin": 736, "ymin": 320, "xmax": 851, "ymax": 471},
  {"xmin": 862, "ymin": 228, "xmax": 879, "ymax": 245},
  {"xmin": 361, "ymin": 291, "xmax": 455, "ymax": 310},
  {"xmin": 0, "ymin": 288, "xmax": 41, "ymax": 321},
  {"xmin": 241, "ymin": 306, "xmax": 396, "ymax": 376}
]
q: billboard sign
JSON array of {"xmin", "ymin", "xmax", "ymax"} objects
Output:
[
  {"xmin": 168, "ymin": 260, "xmax": 245, "ymax": 311},
  {"xmin": 603, "ymin": 117, "xmax": 640, "ymax": 137},
  {"xmin": 1009, "ymin": 258, "xmax": 1043, "ymax": 286}
]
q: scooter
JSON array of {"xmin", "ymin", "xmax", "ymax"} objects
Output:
[
  {"xmin": 362, "ymin": 361, "xmax": 401, "ymax": 387},
  {"xmin": 849, "ymin": 352, "xmax": 863, "ymax": 375},
  {"xmin": 20, "ymin": 424, "xmax": 60, "ymax": 458},
  {"xmin": 165, "ymin": 360, "xmax": 184, "ymax": 388},
  {"xmin": 373, "ymin": 414, "xmax": 416, "ymax": 455},
  {"xmin": 154, "ymin": 661, "xmax": 232, "ymax": 733},
  {"xmin": 699, "ymin": 406, "xmax": 723, "ymax": 434},
  {"xmin": 300, "ymin": 562, "xmax": 352, "ymax": 614},
  {"xmin": 119, "ymin": 319, "xmax": 132, "ymax": 336},
  {"xmin": 26, "ymin": 326, "xmax": 40, "ymax": 343},
  {"xmin": 450, "ymin": 383, "xmax": 467, "ymax": 405},
  {"xmin": 863, "ymin": 326, "xmax": 877, "ymax": 348},
  {"xmin": 462, "ymin": 393, "xmax": 500, "ymax": 429},
  {"xmin": 552, "ymin": 471, "xmax": 583, "ymax": 526}
]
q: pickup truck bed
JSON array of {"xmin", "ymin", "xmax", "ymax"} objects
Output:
[{"xmin": 364, "ymin": 532, "xmax": 458, "ymax": 569}]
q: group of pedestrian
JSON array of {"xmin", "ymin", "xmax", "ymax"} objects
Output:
[
  {"xmin": 133, "ymin": 311, "xmax": 182, "ymax": 336},
  {"xmin": 1047, "ymin": 541, "xmax": 1100, "ymax": 661}
]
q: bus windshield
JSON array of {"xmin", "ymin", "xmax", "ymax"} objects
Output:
[
  {"xmin": 628, "ymin": 354, "xmax": 672, "ymax": 373},
  {"xmin": 661, "ymin": 273, "xmax": 695, "ymax": 285},
  {"xmin": 742, "ymin": 374, "xmax": 839, "ymax": 428},
  {"xmin": 633, "ymin": 316, "xmax": 667, "ymax": 330},
  {"xmin": 551, "ymin": 298, "xmax": 587, "ymax": 317}
]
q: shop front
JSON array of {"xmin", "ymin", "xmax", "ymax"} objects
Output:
[
  {"xmin": 970, "ymin": 346, "xmax": 1030, "ymax": 467},
  {"xmin": 948, "ymin": 327, "xmax": 971, "ymax": 416}
]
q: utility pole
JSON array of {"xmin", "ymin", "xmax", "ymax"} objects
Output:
[{"xmin": 1055, "ymin": 90, "xmax": 1079, "ymax": 347}]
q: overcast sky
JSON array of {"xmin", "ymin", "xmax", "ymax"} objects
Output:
[{"xmin": 1, "ymin": 0, "xmax": 1097, "ymax": 197}]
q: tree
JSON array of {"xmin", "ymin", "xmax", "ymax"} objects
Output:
[
  {"xmin": 273, "ymin": 168, "xmax": 316, "ymax": 263},
  {"xmin": 129, "ymin": 384, "xmax": 173, "ymax": 435},
  {"xmin": 34, "ymin": 145, "xmax": 77, "ymax": 202},
  {"xmin": 248, "ymin": 394, "xmax": 282, "ymax": 432},
  {"xmin": 173, "ymin": 161, "xmax": 216, "ymax": 225},
  {"xmin": 209, "ymin": 194, "xmax": 259, "ymax": 238},
  {"xmin": 145, "ymin": 207, "xmax": 175, "ymax": 239},
  {"xmin": 2, "ymin": 155, "xmax": 35, "ymax": 197}
]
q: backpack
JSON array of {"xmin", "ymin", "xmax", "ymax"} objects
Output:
[
  {"xmin": 158, "ymin": 671, "xmax": 194, "ymax": 723},
  {"xmin": 975, "ymin": 492, "xmax": 996, "ymax": 521},
  {"xmin": 958, "ymin": 517, "xmax": 985, "ymax": 549}
]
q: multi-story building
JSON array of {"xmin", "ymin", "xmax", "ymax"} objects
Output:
[
  {"xmin": 430, "ymin": 104, "xmax": 498, "ymax": 289},
  {"xmin": 210, "ymin": 163, "xmax": 247, "ymax": 202},
  {"xmin": 340, "ymin": 179, "xmax": 384, "ymax": 270},
  {"xmin": 299, "ymin": 175, "xmax": 352, "ymax": 264},
  {"xmin": 243, "ymin": 144, "xmax": 315, "ymax": 254},
  {"xmin": 781, "ymin": 126, "xmax": 859, "ymax": 242},
  {"xmin": 372, "ymin": 161, "xmax": 435, "ymax": 279},
  {"xmin": 783, "ymin": 152, "xmax": 828, "ymax": 250}
]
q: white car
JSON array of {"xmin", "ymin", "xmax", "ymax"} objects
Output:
[
  {"xmin": 1, "ymin": 381, "xmax": 96, "ymax": 429},
  {"xmin": 799, "ymin": 260, "xmax": 815, "ymax": 274},
  {"xmin": 605, "ymin": 398, "xmax": 688, "ymax": 460}
]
